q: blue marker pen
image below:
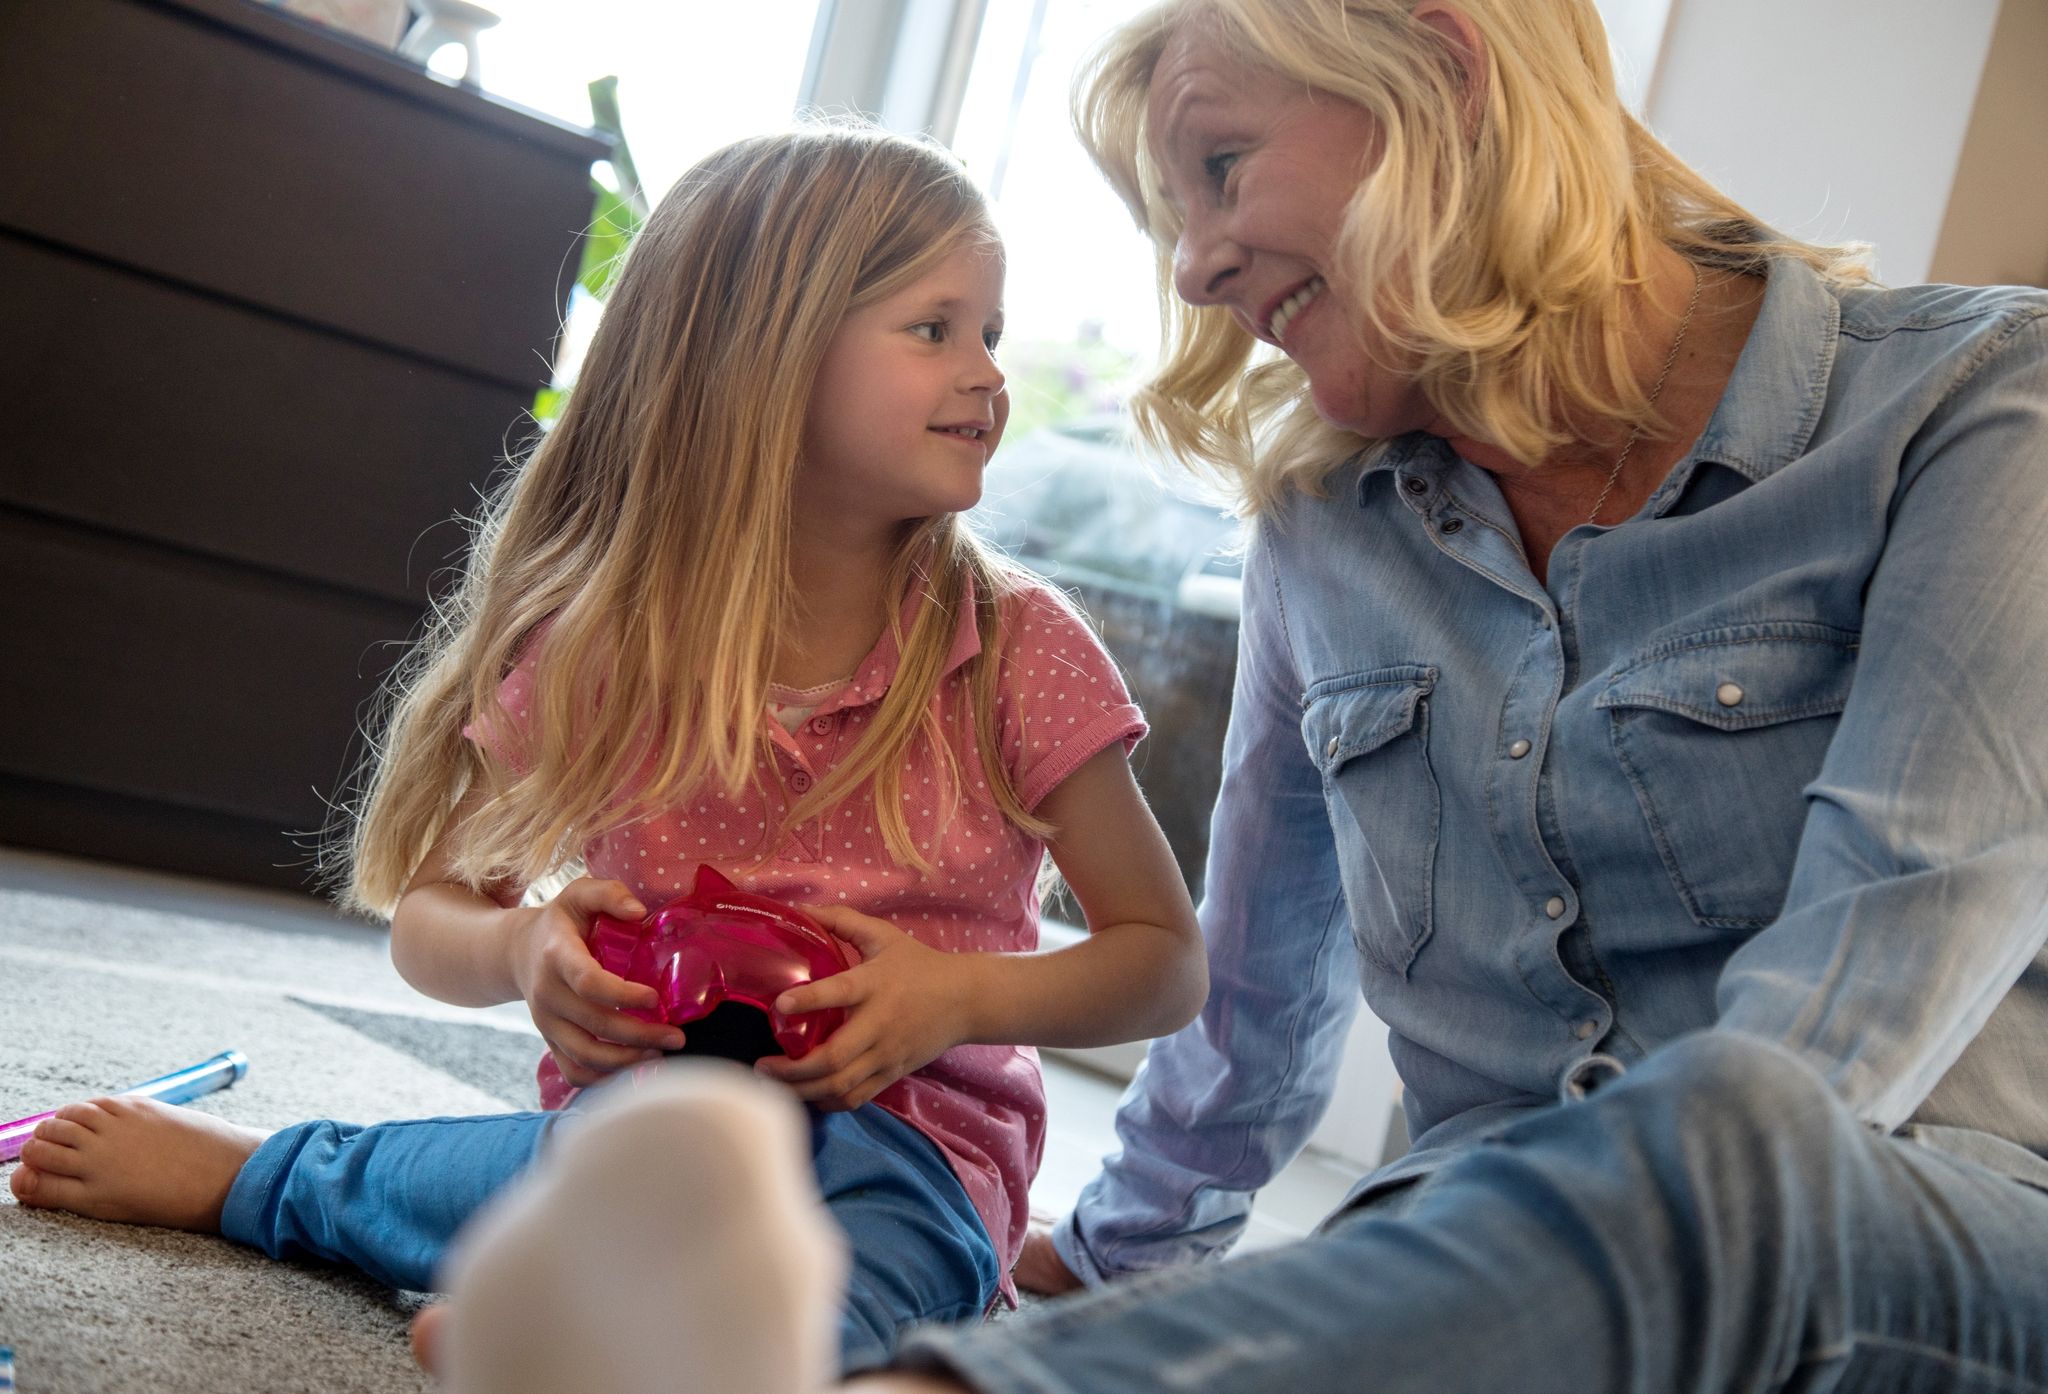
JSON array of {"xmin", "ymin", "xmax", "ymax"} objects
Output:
[{"xmin": 0, "ymin": 1051, "xmax": 249, "ymax": 1164}]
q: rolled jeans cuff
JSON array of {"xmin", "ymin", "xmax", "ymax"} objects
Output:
[{"xmin": 218, "ymin": 1122, "xmax": 304, "ymax": 1252}]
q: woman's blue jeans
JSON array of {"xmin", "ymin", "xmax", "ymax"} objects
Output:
[
  {"xmin": 902, "ymin": 1032, "xmax": 2048, "ymax": 1392},
  {"xmin": 219, "ymin": 1091, "xmax": 997, "ymax": 1373}
]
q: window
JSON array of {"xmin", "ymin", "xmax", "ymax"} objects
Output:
[
  {"xmin": 462, "ymin": 3, "xmax": 819, "ymax": 198},
  {"xmin": 464, "ymin": 2, "xmax": 822, "ymax": 393},
  {"xmin": 951, "ymin": 1, "xmax": 1244, "ymax": 916}
]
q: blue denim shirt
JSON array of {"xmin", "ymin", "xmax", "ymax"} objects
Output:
[{"xmin": 1055, "ymin": 255, "xmax": 2048, "ymax": 1282}]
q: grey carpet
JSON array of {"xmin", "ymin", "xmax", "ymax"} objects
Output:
[
  {"xmin": 0, "ymin": 850, "xmax": 545, "ymax": 1393},
  {"xmin": 0, "ymin": 849, "xmax": 1086, "ymax": 1393},
  {"xmin": 291, "ymin": 1000, "xmax": 540, "ymax": 1112}
]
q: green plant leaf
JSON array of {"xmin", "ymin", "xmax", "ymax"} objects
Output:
[
  {"xmin": 537, "ymin": 75, "xmax": 649, "ymax": 425},
  {"xmin": 586, "ymin": 75, "xmax": 647, "ymax": 216},
  {"xmin": 577, "ymin": 181, "xmax": 641, "ymax": 301},
  {"xmin": 574, "ymin": 75, "xmax": 646, "ymax": 304}
]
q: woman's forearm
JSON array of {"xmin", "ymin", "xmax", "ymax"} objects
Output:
[{"xmin": 388, "ymin": 882, "xmax": 533, "ymax": 1008}]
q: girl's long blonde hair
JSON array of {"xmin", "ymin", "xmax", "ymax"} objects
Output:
[
  {"xmin": 338, "ymin": 125, "xmax": 1051, "ymax": 918},
  {"xmin": 1074, "ymin": 0, "xmax": 1875, "ymax": 514}
]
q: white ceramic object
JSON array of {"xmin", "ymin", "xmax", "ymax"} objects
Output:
[{"xmin": 398, "ymin": 0, "xmax": 502, "ymax": 87}]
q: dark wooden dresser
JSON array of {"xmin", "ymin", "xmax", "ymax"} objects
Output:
[{"xmin": 0, "ymin": 0, "xmax": 608, "ymax": 890}]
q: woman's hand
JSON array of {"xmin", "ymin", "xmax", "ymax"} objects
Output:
[
  {"xmin": 754, "ymin": 905, "xmax": 974, "ymax": 1111},
  {"xmin": 506, "ymin": 877, "xmax": 688, "ymax": 1087},
  {"xmin": 1013, "ymin": 1229, "xmax": 1084, "ymax": 1296}
]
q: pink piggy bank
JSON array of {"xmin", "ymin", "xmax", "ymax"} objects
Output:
[{"xmin": 588, "ymin": 864, "xmax": 853, "ymax": 1064}]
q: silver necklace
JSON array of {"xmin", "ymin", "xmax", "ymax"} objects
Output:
[{"xmin": 1585, "ymin": 262, "xmax": 1703, "ymax": 526}]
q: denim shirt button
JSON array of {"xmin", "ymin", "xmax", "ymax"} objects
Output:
[
  {"xmin": 1403, "ymin": 476, "xmax": 1428, "ymax": 494},
  {"xmin": 1508, "ymin": 738, "xmax": 1532, "ymax": 759},
  {"xmin": 1326, "ymin": 736, "xmax": 1341, "ymax": 759},
  {"xmin": 1716, "ymin": 681, "xmax": 1746, "ymax": 707},
  {"xmin": 1574, "ymin": 1019, "xmax": 1599, "ymax": 1040},
  {"xmin": 1559, "ymin": 1052, "xmax": 1627, "ymax": 1103},
  {"xmin": 1439, "ymin": 517, "xmax": 1464, "ymax": 535},
  {"xmin": 1544, "ymin": 895, "xmax": 1568, "ymax": 919}
]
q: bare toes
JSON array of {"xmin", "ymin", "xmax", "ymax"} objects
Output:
[
  {"xmin": 19, "ymin": 1136, "xmax": 88, "ymax": 1178},
  {"xmin": 13, "ymin": 1167, "xmax": 90, "ymax": 1213},
  {"xmin": 34, "ymin": 1117, "xmax": 93, "ymax": 1150},
  {"xmin": 410, "ymin": 1303, "xmax": 448, "ymax": 1374},
  {"xmin": 3, "ymin": 1096, "xmax": 261, "ymax": 1231}
]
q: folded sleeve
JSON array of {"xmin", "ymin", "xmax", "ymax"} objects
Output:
[{"xmin": 460, "ymin": 644, "xmax": 542, "ymax": 777}]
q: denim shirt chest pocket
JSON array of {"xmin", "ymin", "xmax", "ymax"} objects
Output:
[
  {"xmin": 1301, "ymin": 664, "xmax": 1441, "ymax": 976},
  {"xmin": 1596, "ymin": 624, "xmax": 1858, "ymax": 929}
]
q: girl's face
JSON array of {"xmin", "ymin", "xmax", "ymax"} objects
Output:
[
  {"xmin": 1145, "ymin": 29, "xmax": 1439, "ymax": 438},
  {"xmin": 801, "ymin": 239, "xmax": 1009, "ymax": 537}
]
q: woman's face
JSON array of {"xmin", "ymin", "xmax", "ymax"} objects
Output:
[{"xmin": 1146, "ymin": 29, "xmax": 1436, "ymax": 437}]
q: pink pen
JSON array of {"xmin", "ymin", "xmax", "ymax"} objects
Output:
[{"xmin": 0, "ymin": 1051, "xmax": 249, "ymax": 1164}]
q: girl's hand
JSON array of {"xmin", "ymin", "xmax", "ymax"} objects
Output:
[
  {"xmin": 755, "ymin": 905, "xmax": 973, "ymax": 1111},
  {"xmin": 507, "ymin": 877, "xmax": 688, "ymax": 1087}
]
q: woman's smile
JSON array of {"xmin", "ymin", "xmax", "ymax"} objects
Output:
[{"xmin": 1265, "ymin": 275, "xmax": 1328, "ymax": 348}]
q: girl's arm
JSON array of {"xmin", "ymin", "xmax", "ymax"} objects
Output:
[
  {"xmin": 388, "ymin": 788, "xmax": 529, "ymax": 1007},
  {"xmin": 958, "ymin": 744, "xmax": 1207, "ymax": 1046},
  {"xmin": 761, "ymin": 746, "xmax": 1205, "ymax": 1108},
  {"xmin": 390, "ymin": 787, "xmax": 687, "ymax": 1083}
]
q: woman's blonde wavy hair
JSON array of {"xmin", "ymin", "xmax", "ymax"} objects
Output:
[
  {"xmin": 1074, "ymin": 0, "xmax": 1875, "ymax": 514},
  {"xmin": 336, "ymin": 125, "xmax": 1053, "ymax": 918}
]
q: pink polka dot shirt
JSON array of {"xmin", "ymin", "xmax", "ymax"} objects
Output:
[{"xmin": 468, "ymin": 576, "xmax": 1146, "ymax": 1296}]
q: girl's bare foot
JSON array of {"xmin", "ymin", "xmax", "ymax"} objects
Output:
[{"xmin": 7, "ymin": 1095, "xmax": 265, "ymax": 1231}]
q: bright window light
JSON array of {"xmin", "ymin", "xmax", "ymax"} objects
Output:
[
  {"xmin": 467, "ymin": 2, "xmax": 818, "ymax": 201},
  {"xmin": 462, "ymin": 2, "xmax": 818, "ymax": 392},
  {"xmin": 951, "ymin": 0, "xmax": 1164, "ymax": 437}
]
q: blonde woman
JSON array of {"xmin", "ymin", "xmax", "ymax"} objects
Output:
[
  {"xmin": 6, "ymin": 125, "xmax": 1207, "ymax": 1377},
  {"xmin": 404, "ymin": 0, "xmax": 2047, "ymax": 1390}
]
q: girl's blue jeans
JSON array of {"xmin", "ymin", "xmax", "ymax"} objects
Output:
[
  {"xmin": 218, "ymin": 1088, "xmax": 998, "ymax": 1373},
  {"xmin": 901, "ymin": 1032, "xmax": 2048, "ymax": 1393}
]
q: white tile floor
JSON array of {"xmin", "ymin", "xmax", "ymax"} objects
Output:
[{"xmin": 0, "ymin": 846, "xmax": 1366, "ymax": 1254}]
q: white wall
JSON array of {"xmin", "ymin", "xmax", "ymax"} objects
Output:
[
  {"xmin": 1591, "ymin": 0, "xmax": 1674, "ymax": 113},
  {"xmin": 1646, "ymin": 0, "xmax": 2002, "ymax": 283}
]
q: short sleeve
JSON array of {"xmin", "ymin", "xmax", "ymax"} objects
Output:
[
  {"xmin": 999, "ymin": 583, "xmax": 1148, "ymax": 810},
  {"xmin": 460, "ymin": 646, "xmax": 541, "ymax": 777}
]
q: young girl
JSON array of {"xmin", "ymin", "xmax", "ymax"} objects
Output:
[{"xmin": 6, "ymin": 125, "xmax": 1207, "ymax": 1374}]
